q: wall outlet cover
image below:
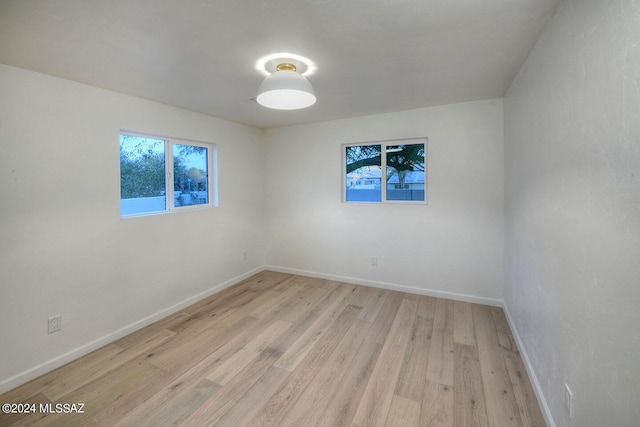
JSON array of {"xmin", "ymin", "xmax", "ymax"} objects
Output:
[{"xmin": 48, "ymin": 315, "xmax": 62, "ymax": 334}]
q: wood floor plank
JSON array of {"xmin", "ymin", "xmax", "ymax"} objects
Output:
[
  {"xmin": 385, "ymin": 395, "xmax": 420, "ymax": 427},
  {"xmin": 416, "ymin": 294, "xmax": 436, "ymax": 319},
  {"xmin": 351, "ymin": 298, "xmax": 418, "ymax": 427},
  {"xmin": 316, "ymin": 290, "xmax": 406, "ymax": 427},
  {"xmin": 113, "ymin": 311, "xmax": 189, "ymax": 348},
  {"xmin": 0, "ymin": 393, "xmax": 50, "ymax": 427},
  {"xmin": 134, "ymin": 378, "xmax": 221, "ymax": 427},
  {"xmin": 0, "ymin": 272, "xmax": 545, "ymax": 427},
  {"xmin": 316, "ymin": 294, "xmax": 405, "ymax": 427},
  {"xmin": 421, "ymin": 380, "xmax": 455, "ymax": 427},
  {"xmin": 395, "ymin": 314, "xmax": 434, "ymax": 401},
  {"xmin": 113, "ymin": 317, "xmax": 282, "ymax": 425},
  {"xmin": 268, "ymin": 309, "xmax": 320, "ymax": 353},
  {"xmin": 0, "ymin": 344, "xmax": 123, "ymax": 405},
  {"xmin": 165, "ymin": 286, "xmax": 257, "ymax": 333},
  {"xmin": 79, "ymin": 367, "xmax": 178, "ymax": 427},
  {"xmin": 247, "ymin": 284, "xmax": 305, "ymax": 320},
  {"xmin": 267, "ymin": 272, "xmax": 309, "ymax": 292},
  {"xmin": 102, "ymin": 317, "xmax": 261, "ymax": 423},
  {"xmin": 148, "ymin": 315, "xmax": 259, "ymax": 372},
  {"xmin": 23, "ymin": 362, "xmax": 163, "ymax": 427},
  {"xmin": 453, "ymin": 300, "xmax": 476, "ymax": 345},
  {"xmin": 472, "ymin": 304, "xmax": 522, "ymax": 427},
  {"xmin": 491, "ymin": 308, "xmax": 547, "ymax": 427},
  {"xmin": 206, "ymin": 320, "xmax": 291, "ymax": 385},
  {"xmin": 273, "ymin": 284, "xmax": 358, "ymax": 372},
  {"xmin": 246, "ymin": 304, "xmax": 362, "ymax": 427},
  {"xmin": 173, "ymin": 348, "xmax": 285, "ymax": 426},
  {"xmin": 246, "ymin": 271, "xmax": 294, "ymax": 291},
  {"xmin": 168, "ymin": 271, "xmax": 291, "ymax": 334},
  {"xmin": 276, "ymin": 319, "xmax": 372, "ymax": 427},
  {"xmin": 350, "ymin": 286, "xmax": 389, "ymax": 322},
  {"xmin": 45, "ymin": 328, "xmax": 175, "ymax": 401},
  {"xmin": 426, "ymin": 298, "xmax": 455, "ymax": 386},
  {"xmin": 454, "ymin": 343, "xmax": 490, "ymax": 427},
  {"xmin": 210, "ymin": 366, "xmax": 291, "ymax": 427},
  {"xmin": 369, "ymin": 291, "xmax": 405, "ymax": 344},
  {"xmin": 146, "ymin": 283, "xmax": 295, "ymax": 375},
  {"xmin": 255, "ymin": 278, "xmax": 335, "ymax": 325},
  {"xmin": 264, "ymin": 282, "xmax": 345, "ymax": 350}
]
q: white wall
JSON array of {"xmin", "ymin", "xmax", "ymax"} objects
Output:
[
  {"xmin": 504, "ymin": 1, "xmax": 640, "ymax": 426},
  {"xmin": 0, "ymin": 64, "xmax": 265, "ymax": 392},
  {"xmin": 264, "ymin": 99, "xmax": 504, "ymax": 305}
]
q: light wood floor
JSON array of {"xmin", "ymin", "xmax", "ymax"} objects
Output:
[{"xmin": 0, "ymin": 271, "xmax": 546, "ymax": 426}]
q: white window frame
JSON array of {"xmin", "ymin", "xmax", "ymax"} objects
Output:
[
  {"xmin": 342, "ymin": 137, "xmax": 427, "ymax": 204},
  {"xmin": 120, "ymin": 130, "xmax": 218, "ymax": 217}
]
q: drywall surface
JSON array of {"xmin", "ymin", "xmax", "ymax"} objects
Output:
[
  {"xmin": 504, "ymin": 1, "xmax": 640, "ymax": 426},
  {"xmin": 0, "ymin": 64, "xmax": 265, "ymax": 391},
  {"xmin": 264, "ymin": 99, "xmax": 504, "ymax": 304}
]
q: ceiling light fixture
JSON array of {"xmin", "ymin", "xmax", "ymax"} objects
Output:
[{"xmin": 256, "ymin": 62, "xmax": 316, "ymax": 110}]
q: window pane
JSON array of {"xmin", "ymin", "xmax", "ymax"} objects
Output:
[
  {"xmin": 386, "ymin": 143, "xmax": 425, "ymax": 201},
  {"xmin": 346, "ymin": 145, "xmax": 382, "ymax": 202},
  {"xmin": 120, "ymin": 135, "xmax": 166, "ymax": 215},
  {"xmin": 173, "ymin": 144, "xmax": 209, "ymax": 207}
]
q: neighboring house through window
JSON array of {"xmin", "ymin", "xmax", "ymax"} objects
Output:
[{"xmin": 344, "ymin": 138, "xmax": 426, "ymax": 203}]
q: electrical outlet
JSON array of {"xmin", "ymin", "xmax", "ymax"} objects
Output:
[
  {"xmin": 242, "ymin": 251, "xmax": 248, "ymax": 261},
  {"xmin": 48, "ymin": 315, "xmax": 62, "ymax": 334},
  {"xmin": 564, "ymin": 384, "xmax": 574, "ymax": 418},
  {"xmin": 371, "ymin": 256, "xmax": 378, "ymax": 266}
]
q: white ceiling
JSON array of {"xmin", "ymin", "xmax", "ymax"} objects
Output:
[{"xmin": 0, "ymin": 0, "xmax": 561, "ymax": 129}]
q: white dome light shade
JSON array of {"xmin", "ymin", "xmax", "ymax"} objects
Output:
[{"xmin": 257, "ymin": 69, "xmax": 316, "ymax": 110}]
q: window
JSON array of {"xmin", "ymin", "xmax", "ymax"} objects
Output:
[
  {"xmin": 344, "ymin": 138, "xmax": 426, "ymax": 203},
  {"xmin": 120, "ymin": 132, "xmax": 216, "ymax": 216}
]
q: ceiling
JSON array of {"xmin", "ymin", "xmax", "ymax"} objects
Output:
[{"xmin": 0, "ymin": 0, "xmax": 561, "ymax": 129}]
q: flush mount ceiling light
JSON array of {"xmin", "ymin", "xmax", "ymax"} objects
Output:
[{"xmin": 256, "ymin": 56, "xmax": 316, "ymax": 110}]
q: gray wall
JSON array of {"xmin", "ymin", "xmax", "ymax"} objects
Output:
[{"xmin": 504, "ymin": 1, "xmax": 640, "ymax": 426}]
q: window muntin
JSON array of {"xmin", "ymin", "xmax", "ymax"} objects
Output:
[
  {"xmin": 344, "ymin": 138, "xmax": 426, "ymax": 203},
  {"xmin": 120, "ymin": 132, "xmax": 215, "ymax": 216}
]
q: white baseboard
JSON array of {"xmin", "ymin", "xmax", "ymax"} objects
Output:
[
  {"xmin": 0, "ymin": 266, "xmax": 264, "ymax": 395},
  {"xmin": 264, "ymin": 265, "xmax": 503, "ymax": 307},
  {"xmin": 503, "ymin": 303, "xmax": 556, "ymax": 427}
]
